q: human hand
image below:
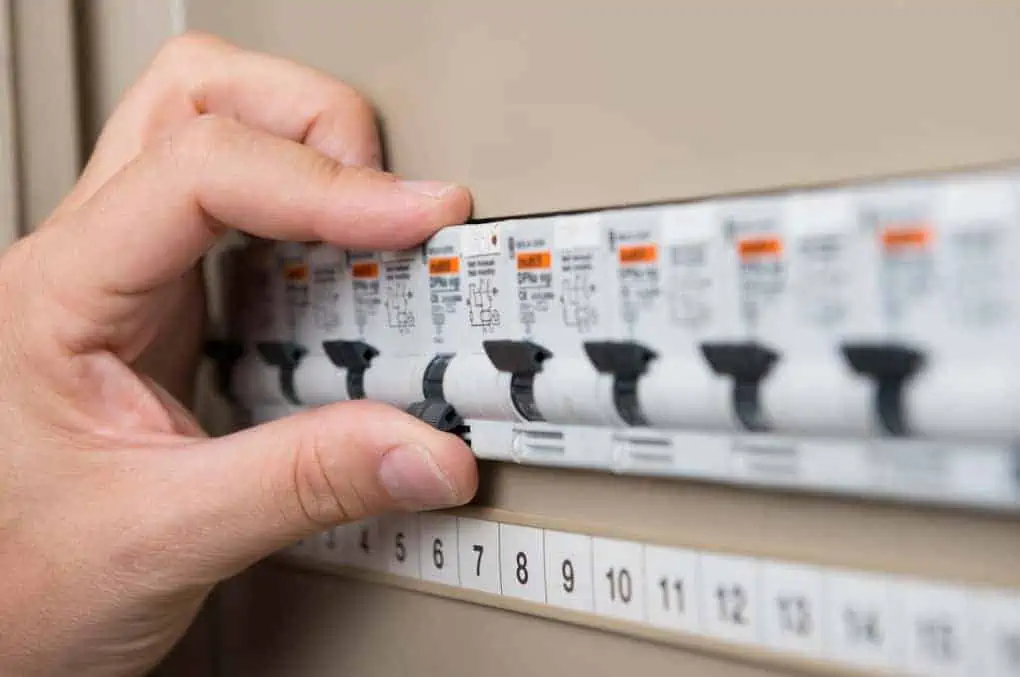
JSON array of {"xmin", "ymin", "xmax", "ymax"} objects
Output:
[{"xmin": 0, "ymin": 32, "xmax": 478, "ymax": 677}]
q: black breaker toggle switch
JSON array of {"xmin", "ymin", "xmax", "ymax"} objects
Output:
[
  {"xmin": 700, "ymin": 342, "xmax": 779, "ymax": 432},
  {"xmin": 583, "ymin": 341, "xmax": 658, "ymax": 426},
  {"xmin": 483, "ymin": 340, "xmax": 552, "ymax": 423},
  {"xmin": 256, "ymin": 341, "xmax": 307, "ymax": 406},
  {"xmin": 841, "ymin": 343, "xmax": 926, "ymax": 437},
  {"xmin": 406, "ymin": 354, "xmax": 470, "ymax": 438},
  {"xmin": 203, "ymin": 340, "xmax": 244, "ymax": 404},
  {"xmin": 322, "ymin": 340, "xmax": 378, "ymax": 400}
]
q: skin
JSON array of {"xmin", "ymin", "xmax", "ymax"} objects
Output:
[{"xmin": 0, "ymin": 32, "xmax": 478, "ymax": 677}]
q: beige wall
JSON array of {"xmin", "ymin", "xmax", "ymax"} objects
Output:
[
  {"xmin": 5, "ymin": 2, "xmax": 1018, "ymax": 676},
  {"xmin": 181, "ymin": 3, "xmax": 1020, "ymax": 677}
]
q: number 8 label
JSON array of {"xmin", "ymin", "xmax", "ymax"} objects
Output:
[{"xmin": 499, "ymin": 524, "xmax": 546, "ymax": 603}]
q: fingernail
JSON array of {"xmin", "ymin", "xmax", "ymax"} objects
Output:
[
  {"xmin": 400, "ymin": 180, "xmax": 459, "ymax": 199},
  {"xmin": 378, "ymin": 444, "xmax": 459, "ymax": 509}
]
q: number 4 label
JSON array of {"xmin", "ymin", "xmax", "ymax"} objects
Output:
[{"xmin": 457, "ymin": 518, "xmax": 501, "ymax": 594}]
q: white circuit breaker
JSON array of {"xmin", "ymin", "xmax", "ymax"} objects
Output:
[{"xmin": 210, "ymin": 168, "xmax": 1020, "ymax": 511}]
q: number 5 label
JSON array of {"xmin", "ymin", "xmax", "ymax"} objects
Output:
[{"xmin": 456, "ymin": 518, "xmax": 501, "ymax": 594}]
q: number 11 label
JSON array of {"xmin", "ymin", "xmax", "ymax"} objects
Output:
[{"xmin": 643, "ymin": 545, "xmax": 698, "ymax": 632}]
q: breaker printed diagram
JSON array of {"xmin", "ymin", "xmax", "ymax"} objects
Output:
[
  {"xmin": 560, "ymin": 271, "xmax": 599, "ymax": 333},
  {"xmin": 384, "ymin": 281, "xmax": 416, "ymax": 335},
  {"xmin": 466, "ymin": 277, "xmax": 501, "ymax": 333}
]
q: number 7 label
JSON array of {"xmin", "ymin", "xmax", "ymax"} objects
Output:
[{"xmin": 456, "ymin": 517, "xmax": 500, "ymax": 593}]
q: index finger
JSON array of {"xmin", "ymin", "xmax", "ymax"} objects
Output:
[{"xmin": 61, "ymin": 32, "xmax": 382, "ymax": 216}]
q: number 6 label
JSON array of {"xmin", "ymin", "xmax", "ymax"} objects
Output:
[{"xmin": 418, "ymin": 514, "xmax": 459, "ymax": 585}]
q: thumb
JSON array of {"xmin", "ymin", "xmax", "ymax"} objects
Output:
[{"xmin": 133, "ymin": 400, "xmax": 477, "ymax": 585}]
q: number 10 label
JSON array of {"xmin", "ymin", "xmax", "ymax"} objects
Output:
[{"xmin": 593, "ymin": 537, "xmax": 645, "ymax": 622}]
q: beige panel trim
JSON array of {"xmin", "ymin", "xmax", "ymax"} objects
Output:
[
  {"xmin": 10, "ymin": 0, "xmax": 81, "ymax": 232},
  {"xmin": 0, "ymin": 0, "xmax": 18, "ymax": 246}
]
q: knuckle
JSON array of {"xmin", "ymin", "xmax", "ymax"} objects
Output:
[
  {"xmin": 152, "ymin": 30, "xmax": 228, "ymax": 71},
  {"xmin": 162, "ymin": 115, "xmax": 239, "ymax": 170},
  {"xmin": 288, "ymin": 424, "xmax": 368, "ymax": 527}
]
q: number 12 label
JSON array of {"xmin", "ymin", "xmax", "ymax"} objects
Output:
[{"xmin": 699, "ymin": 553, "xmax": 761, "ymax": 645}]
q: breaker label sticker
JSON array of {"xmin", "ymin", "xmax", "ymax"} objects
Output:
[
  {"xmin": 796, "ymin": 233, "xmax": 849, "ymax": 327},
  {"xmin": 349, "ymin": 254, "xmax": 381, "ymax": 336},
  {"xmin": 381, "ymin": 256, "xmax": 417, "ymax": 336},
  {"xmin": 666, "ymin": 242, "xmax": 712, "ymax": 330},
  {"xmin": 514, "ymin": 240, "xmax": 554, "ymax": 336},
  {"xmin": 309, "ymin": 259, "xmax": 343, "ymax": 335},
  {"xmin": 736, "ymin": 231, "xmax": 786, "ymax": 328},
  {"xmin": 428, "ymin": 247, "xmax": 463, "ymax": 344},
  {"xmin": 351, "ymin": 261, "xmax": 380, "ymax": 279},
  {"xmin": 517, "ymin": 251, "xmax": 552, "ymax": 270},
  {"xmin": 879, "ymin": 222, "xmax": 933, "ymax": 328},
  {"xmin": 615, "ymin": 240, "xmax": 661, "ymax": 333}
]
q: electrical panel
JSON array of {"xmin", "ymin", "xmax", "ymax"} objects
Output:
[
  {"xmin": 208, "ymin": 167, "xmax": 1020, "ymax": 513},
  {"xmin": 205, "ymin": 165, "xmax": 1020, "ymax": 677}
]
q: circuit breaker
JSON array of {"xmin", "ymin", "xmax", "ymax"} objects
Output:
[{"xmin": 210, "ymin": 167, "xmax": 1020, "ymax": 513}]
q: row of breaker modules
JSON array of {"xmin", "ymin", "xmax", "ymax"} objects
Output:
[{"xmin": 207, "ymin": 167, "xmax": 1020, "ymax": 511}]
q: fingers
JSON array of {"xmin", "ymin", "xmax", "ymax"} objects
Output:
[
  {"xmin": 133, "ymin": 400, "xmax": 477, "ymax": 584},
  {"xmin": 62, "ymin": 31, "xmax": 382, "ymax": 215},
  {"xmin": 36, "ymin": 114, "xmax": 469, "ymax": 318}
]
